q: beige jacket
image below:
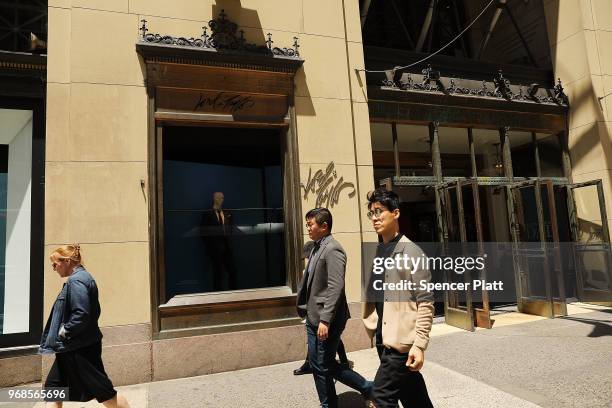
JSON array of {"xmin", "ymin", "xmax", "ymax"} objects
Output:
[{"xmin": 362, "ymin": 236, "xmax": 434, "ymax": 352}]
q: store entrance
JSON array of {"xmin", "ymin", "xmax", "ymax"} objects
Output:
[
  {"xmin": 372, "ymin": 122, "xmax": 612, "ymax": 330},
  {"xmin": 390, "ymin": 185, "xmax": 444, "ymax": 316}
]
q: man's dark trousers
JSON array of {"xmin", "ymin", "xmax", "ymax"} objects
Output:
[
  {"xmin": 372, "ymin": 346, "xmax": 433, "ymax": 408},
  {"xmin": 306, "ymin": 321, "xmax": 371, "ymax": 408}
]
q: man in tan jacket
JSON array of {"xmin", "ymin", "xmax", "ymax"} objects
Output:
[{"xmin": 363, "ymin": 188, "xmax": 435, "ymax": 408}]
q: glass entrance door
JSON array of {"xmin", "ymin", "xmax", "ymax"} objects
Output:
[
  {"xmin": 437, "ymin": 179, "xmax": 491, "ymax": 330},
  {"xmin": 438, "ymin": 180, "xmax": 473, "ymax": 331},
  {"xmin": 568, "ymin": 180, "xmax": 612, "ymax": 305},
  {"xmin": 509, "ymin": 180, "xmax": 567, "ymax": 318}
]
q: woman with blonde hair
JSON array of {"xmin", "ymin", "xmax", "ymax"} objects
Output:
[{"xmin": 39, "ymin": 244, "xmax": 130, "ymax": 408}]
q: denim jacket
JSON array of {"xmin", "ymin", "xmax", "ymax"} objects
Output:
[{"xmin": 39, "ymin": 266, "xmax": 103, "ymax": 354}]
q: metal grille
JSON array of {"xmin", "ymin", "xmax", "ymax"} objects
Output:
[{"xmin": 390, "ymin": 176, "xmax": 569, "ymax": 187}]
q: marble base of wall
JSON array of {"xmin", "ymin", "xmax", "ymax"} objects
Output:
[
  {"xmin": 0, "ymin": 353, "xmax": 41, "ymax": 387},
  {"xmin": 41, "ymin": 323, "xmax": 153, "ymax": 387}
]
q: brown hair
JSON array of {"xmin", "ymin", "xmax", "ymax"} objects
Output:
[{"xmin": 50, "ymin": 244, "xmax": 83, "ymax": 265}]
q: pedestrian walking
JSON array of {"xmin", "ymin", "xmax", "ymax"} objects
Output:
[
  {"xmin": 39, "ymin": 244, "xmax": 130, "ymax": 408},
  {"xmin": 294, "ymin": 241, "xmax": 352, "ymax": 376},
  {"xmin": 363, "ymin": 189, "xmax": 435, "ymax": 408},
  {"xmin": 296, "ymin": 208, "xmax": 373, "ymax": 407}
]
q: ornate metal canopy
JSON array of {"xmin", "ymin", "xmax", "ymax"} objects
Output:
[
  {"xmin": 136, "ymin": 10, "xmax": 303, "ymax": 73},
  {"xmin": 368, "ymin": 62, "xmax": 568, "ymax": 133},
  {"xmin": 380, "ymin": 65, "xmax": 568, "ymax": 106}
]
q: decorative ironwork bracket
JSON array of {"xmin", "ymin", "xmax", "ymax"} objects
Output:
[
  {"xmin": 553, "ymin": 78, "xmax": 569, "ymax": 105},
  {"xmin": 493, "ymin": 70, "xmax": 512, "ymax": 100}
]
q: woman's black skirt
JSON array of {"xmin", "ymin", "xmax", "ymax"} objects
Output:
[{"xmin": 44, "ymin": 342, "xmax": 117, "ymax": 403}]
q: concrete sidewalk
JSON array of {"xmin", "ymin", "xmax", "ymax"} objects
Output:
[{"xmin": 6, "ymin": 303, "xmax": 611, "ymax": 408}]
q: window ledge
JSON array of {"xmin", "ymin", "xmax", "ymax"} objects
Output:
[
  {"xmin": 156, "ymin": 316, "xmax": 302, "ymax": 339},
  {"xmin": 163, "ymin": 286, "xmax": 293, "ymax": 307},
  {"xmin": 0, "ymin": 344, "xmax": 39, "ymax": 358}
]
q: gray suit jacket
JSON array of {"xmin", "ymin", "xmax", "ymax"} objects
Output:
[{"xmin": 296, "ymin": 235, "xmax": 350, "ymax": 327}]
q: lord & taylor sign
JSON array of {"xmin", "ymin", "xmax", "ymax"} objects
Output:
[
  {"xmin": 193, "ymin": 92, "xmax": 255, "ymax": 113},
  {"xmin": 301, "ymin": 162, "xmax": 356, "ymax": 209},
  {"xmin": 155, "ymin": 87, "xmax": 288, "ymax": 119}
]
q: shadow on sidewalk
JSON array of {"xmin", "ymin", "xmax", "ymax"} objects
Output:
[
  {"xmin": 561, "ymin": 316, "xmax": 612, "ymax": 338},
  {"xmin": 338, "ymin": 391, "xmax": 367, "ymax": 407}
]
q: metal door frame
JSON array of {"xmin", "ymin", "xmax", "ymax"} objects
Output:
[
  {"xmin": 509, "ymin": 179, "xmax": 567, "ymax": 318},
  {"xmin": 465, "ymin": 179, "xmax": 492, "ymax": 329},
  {"xmin": 436, "ymin": 178, "xmax": 491, "ymax": 330},
  {"xmin": 437, "ymin": 180, "xmax": 474, "ymax": 331}
]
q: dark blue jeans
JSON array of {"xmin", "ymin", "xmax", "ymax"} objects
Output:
[{"xmin": 307, "ymin": 321, "xmax": 372, "ymax": 408}]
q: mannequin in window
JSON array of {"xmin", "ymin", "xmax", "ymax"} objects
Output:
[{"xmin": 200, "ymin": 191, "xmax": 237, "ymax": 291}]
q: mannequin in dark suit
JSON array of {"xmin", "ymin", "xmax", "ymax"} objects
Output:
[{"xmin": 201, "ymin": 192, "xmax": 237, "ymax": 291}]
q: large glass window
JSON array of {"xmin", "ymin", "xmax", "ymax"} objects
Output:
[
  {"xmin": 510, "ymin": 131, "xmax": 537, "ymax": 177},
  {"xmin": 0, "ymin": 2, "xmax": 46, "ymax": 53},
  {"xmin": 370, "ymin": 123, "xmax": 432, "ymax": 185},
  {"xmin": 396, "ymin": 124, "xmax": 432, "ymax": 176},
  {"xmin": 0, "ymin": 108, "xmax": 32, "ymax": 335},
  {"xmin": 537, "ymin": 133, "xmax": 564, "ymax": 177},
  {"xmin": 473, "ymin": 129, "xmax": 505, "ymax": 177},
  {"xmin": 438, "ymin": 127, "xmax": 471, "ymax": 177},
  {"xmin": 162, "ymin": 126, "xmax": 285, "ymax": 299}
]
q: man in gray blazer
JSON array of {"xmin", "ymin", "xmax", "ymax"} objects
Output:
[{"xmin": 297, "ymin": 208, "xmax": 372, "ymax": 408}]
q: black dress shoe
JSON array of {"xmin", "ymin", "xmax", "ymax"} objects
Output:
[
  {"xmin": 293, "ymin": 362, "xmax": 312, "ymax": 375},
  {"xmin": 337, "ymin": 359, "xmax": 354, "ymax": 370}
]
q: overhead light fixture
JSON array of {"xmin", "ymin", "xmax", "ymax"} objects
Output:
[{"xmin": 494, "ymin": 143, "xmax": 503, "ymax": 174}]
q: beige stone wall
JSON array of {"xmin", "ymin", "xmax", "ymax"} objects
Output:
[
  {"xmin": 45, "ymin": 0, "xmax": 374, "ymax": 325},
  {"xmin": 46, "ymin": 1, "xmax": 150, "ymax": 327},
  {"xmin": 544, "ymin": 0, "xmax": 612, "ymax": 233},
  {"xmin": 294, "ymin": 0, "xmax": 375, "ymax": 303}
]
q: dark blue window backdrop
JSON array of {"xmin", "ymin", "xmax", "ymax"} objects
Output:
[{"xmin": 162, "ymin": 126, "xmax": 285, "ymax": 299}]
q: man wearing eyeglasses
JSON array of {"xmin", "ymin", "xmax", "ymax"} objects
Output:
[
  {"xmin": 363, "ymin": 188, "xmax": 435, "ymax": 408},
  {"xmin": 296, "ymin": 207, "xmax": 373, "ymax": 408}
]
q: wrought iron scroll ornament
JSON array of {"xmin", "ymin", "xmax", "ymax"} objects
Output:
[
  {"xmin": 301, "ymin": 162, "xmax": 356, "ymax": 209},
  {"xmin": 382, "ymin": 66, "xmax": 568, "ymax": 106},
  {"xmin": 421, "ymin": 65, "xmax": 445, "ymax": 92},
  {"xmin": 493, "ymin": 70, "xmax": 512, "ymax": 100},
  {"xmin": 553, "ymin": 78, "xmax": 569, "ymax": 105},
  {"xmin": 139, "ymin": 10, "xmax": 300, "ymax": 58}
]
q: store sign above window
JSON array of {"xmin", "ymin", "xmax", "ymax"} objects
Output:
[
  {"xmin": 301, "ymin": 162, "xmax": 356, "ymax": 209},
  {"xmin": 156, "ymin": 87, "xmax": 288, "ymax": 118}
]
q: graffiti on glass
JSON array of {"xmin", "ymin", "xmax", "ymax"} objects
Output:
[
  {"xmin": 193, "ymin": 92, "xmax": 255, "ymax": 113},
  {"xmin": 301, "ymin": 162, "xmax": 356, "ymax": 208}
]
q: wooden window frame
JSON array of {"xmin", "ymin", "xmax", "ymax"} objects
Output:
[{"xmin": 141, "ymin": 56, "xmax": 304, "ymax": 338}]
